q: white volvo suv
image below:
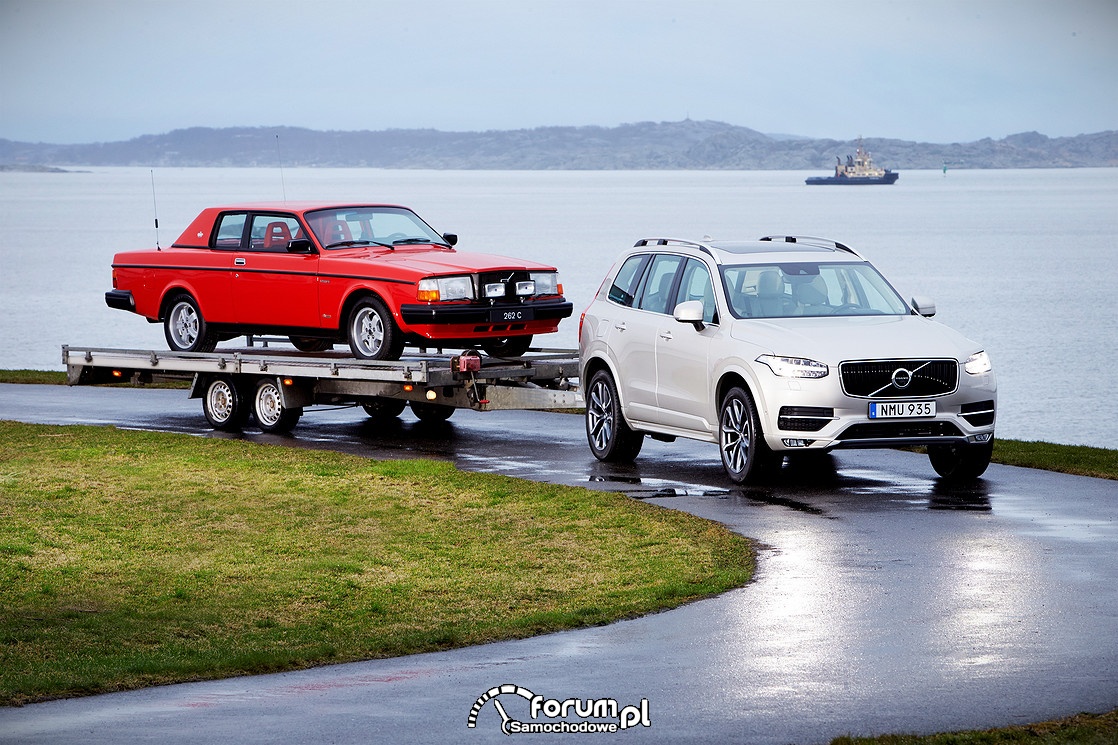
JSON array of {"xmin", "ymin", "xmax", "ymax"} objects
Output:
[{"xmin": 578, "ymin": 236, "xmax": 997, "ymax": 483}]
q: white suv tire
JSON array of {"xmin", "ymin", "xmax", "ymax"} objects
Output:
[
  {"xmin": 585, "ymin": 369, "xmax": 644, "ymax": 462},
  {"xmin": 719, "ymin": 386, "xmax": 782, "ymax": 483}
]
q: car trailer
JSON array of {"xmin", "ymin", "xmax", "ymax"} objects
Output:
[{"xmin": 62, "ymin": 345, "xmax": 582, "ymax": 433}]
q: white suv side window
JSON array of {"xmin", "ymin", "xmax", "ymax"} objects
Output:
[
  {"xmin": 635, "ymin": 254, "xmax": 684, "ymax": 315},
  {"xmin": 673, "ymin": 258, "xmax": 717, "ymax": 324},
  {"xmin": 607, "ymin": 254, "xmax": 649, "ymax": 307}
]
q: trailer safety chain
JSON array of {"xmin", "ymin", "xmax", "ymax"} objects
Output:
[
  {"xmin": 465, "ymin": 375, "xmax": 489, "ymax": 407},
  {"xmin": 453, "ymin": 350, "xmax": 489, "ymax": 407}
]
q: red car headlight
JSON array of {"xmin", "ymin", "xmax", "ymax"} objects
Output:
[
  {"xmin": 530, "ymin": 271, "xmax": 560, "ymax": 296},
  {"xmin": 417, "ymin": 276, "xmax": 473, "ymax": 302}
]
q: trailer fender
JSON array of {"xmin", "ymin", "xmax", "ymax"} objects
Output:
[{"xmin": 274, "ymin": 376, "xmax": 315, "ymax": 409}]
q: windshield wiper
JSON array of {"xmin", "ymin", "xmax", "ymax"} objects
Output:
[
  {"xmin": 392, "ymin": 237, "xmax": 444, "ymax": 246},
  {"xmin": 324, "ymin": 239, "xmax": 393, "ymax": 249}
]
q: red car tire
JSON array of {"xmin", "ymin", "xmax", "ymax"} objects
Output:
[
  {"xmin": 348, "ymin": 296, "xmax": 404, "ymax": 361},
  {"xmin": 163, "ymin": 293, "xmax": 218, "ymax": 353}
]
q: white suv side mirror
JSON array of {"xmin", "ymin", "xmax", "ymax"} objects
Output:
[
  {"xmin": 911, "ymin": 295, "xmax": 936, "ymax": 317},
  {"xmin": 674, "ymin": 300, "xmax": 706, "ymax": 330}
]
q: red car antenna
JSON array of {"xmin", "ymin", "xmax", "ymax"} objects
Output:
[{"xmin": 150, "ymin": 169, "xmax": 161, "ymax": 251}]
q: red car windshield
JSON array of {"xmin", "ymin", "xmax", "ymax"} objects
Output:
[{"xmin": 306, "ymin": 207, "xmax": 449, "ymax": 249}]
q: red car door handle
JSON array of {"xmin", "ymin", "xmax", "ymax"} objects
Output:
[{"xmin": 234, "ymin": 257, "xmax": 246, "ymax": 266}]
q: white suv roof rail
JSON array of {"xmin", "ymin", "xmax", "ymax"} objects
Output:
[
  {"xmin": 634, "ymin": 237, "xmax": 716, "ymax": 259},
  {"xmin": 634, "ymin": 237, "xmax": 708, "ymax": 249},
  {"xmin": 757, "ymin": 235, "xmax": 862, "ymax": 257}
]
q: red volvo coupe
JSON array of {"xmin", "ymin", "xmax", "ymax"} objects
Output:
[{"xmin": 106, "ymin": 203, "xmax": 573, "ymax": 359}]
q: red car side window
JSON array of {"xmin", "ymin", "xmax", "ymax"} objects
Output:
[
  {"xmin": 248, "ymin": 214, "xmax": 303, "ymax": 252},
  {"xmin": 214, "ymin": 213, "xmax": 247, "ymax": 249}
]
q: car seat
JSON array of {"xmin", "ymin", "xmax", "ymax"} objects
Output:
[
  {"xmin": 263, "ymin": 222, "xmax": 292, "ymax": 250},
  {"xmin": 324, "ymin": 220, "xmax": 352, "ymax": 245},
  {"xmin": 793, "ymin": 275, "xmax": 830, "ymax": 315},
  {"xmin": 755, "ymin": 270, "xmax": 788, "ymax": 317}
]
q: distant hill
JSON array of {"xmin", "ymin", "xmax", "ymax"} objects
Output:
[{"xmin": 1, "ymin": 121, "xmax": 1115, "ymax": 169}]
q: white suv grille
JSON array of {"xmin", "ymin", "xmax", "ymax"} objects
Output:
[{"xmin": 839, "ymin": 359, "xmax": 958, "ymax": 398}]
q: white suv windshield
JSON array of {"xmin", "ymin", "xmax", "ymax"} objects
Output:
[{"xmin": 721, "ymin": 262, "xmax": 908, "ymax": 319}]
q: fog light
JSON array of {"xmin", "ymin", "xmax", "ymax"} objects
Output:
[
  {"xmin": 425, "ymin": 390, "xmax": 438, "ymax": 401},
  {"xmin": 973, "ymin": 433, "xmax": 993, "ymax": 443},
  {"xmin": 515, "ymin": 280, "xmax": 535, "ymax": 296},
  {"xmin": 484, "ymin": 282, "xmax": 505, "ymax": 298},
  {"xmin": 782, "ymin": 438, "xmax": 815, "ymax": 448}
]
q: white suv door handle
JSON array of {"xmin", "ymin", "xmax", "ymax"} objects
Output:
[
  {"xmin": 614, "ymin": 322, "xmax": 627, "ymax": 332},
  {"xmin": 659, "ymin": 330, "xmax": 673, "ymax": 341}
]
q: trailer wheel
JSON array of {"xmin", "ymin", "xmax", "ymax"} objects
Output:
[
  {"xmin": 202, "ymin": 375, "xmax": 249, "ymax": 431},
  {"xmin": 253, "ymin": 378, "xmax": 302, "ymax": 433},
  {"xmin": 362, "ymin": 398, "xmax": 408, "ymax": 418},
  {"xmin": 410, "ymin": 401, "xmax": 454, "ymax": 422}
]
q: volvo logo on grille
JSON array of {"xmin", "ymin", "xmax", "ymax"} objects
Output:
[{"xmin": 891, "ymin": 367, "xmax": 913, "ymax": 389}]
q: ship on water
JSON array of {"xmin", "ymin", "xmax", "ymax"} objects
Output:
[{"xmin": 806, "ymin": 137, "xmax": 899, "ymax": 185}]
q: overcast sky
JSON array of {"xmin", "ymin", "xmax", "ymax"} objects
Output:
[{"xmin": 1, "ymin": 0, "xmax": 1115, "ymax": 145}]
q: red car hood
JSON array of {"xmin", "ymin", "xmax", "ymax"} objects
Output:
[{"xmin": 322, "ymin": 246, "xmax": 557, "ymax": 277}]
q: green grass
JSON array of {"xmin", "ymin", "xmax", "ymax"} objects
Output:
[
  {"xmin": 0, "ymin": 369, "xmax": 189, "ymax": 388},
  {"xmin": 0, "ymin": 421, "xmax": 753, "ymax": 706},
  {"xmin": 0, "ymin": 370, "xmax": 67, "ymax": 385},
  {"xmin": 992, "ymin": 440, "xmax": 1117, "ymax": 481},
  {"xmin": 832, "ymin": 708, "xmax": 1118, "ymax": 744}
]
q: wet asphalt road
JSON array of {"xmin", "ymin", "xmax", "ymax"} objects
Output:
[{"xmin": 1, "ymin": 383, "xmax": 1117, "ymax": 744}]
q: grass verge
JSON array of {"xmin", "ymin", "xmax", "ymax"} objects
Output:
[
  {"xmin": 0, "ymin": 421, "xmax": 754, "ymax": 706},
  {"xmin": 0, "ymin": 370, "xmax": 67, "ymax": 385},
  {"xmin": 991, "ymin": 440, "xmax": 1117, "ymax": 481},
  {"xmin": 832, "ymin": 707, "xmax": 1118, "ymax": 744},
  {"xmin": 0, "ymin": 369, "xmax": 189, "ymax": 388}
]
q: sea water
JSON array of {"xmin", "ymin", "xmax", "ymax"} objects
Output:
[{"xmin": 1, "ymin": 167, "xmax": 1115, "ymax": 446}]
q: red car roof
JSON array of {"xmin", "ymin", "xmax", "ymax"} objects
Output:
[{"xmin": 174, "ymin": 203, "xmax": 414, "ymax": 248}]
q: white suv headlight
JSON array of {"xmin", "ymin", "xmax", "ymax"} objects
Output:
[
  {"xmin": 417, "ymin": 276, "xmax": 474, "ymax": 301},
  {"xmin": 964, "ymin": 351, "xmax": 992, "ymax": 375},
  {"xmin": 756, "ymin": 355, "xmax": 829, "ymax": 379}
]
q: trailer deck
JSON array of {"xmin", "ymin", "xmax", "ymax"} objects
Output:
[{"xmin": 63, "ymin": 344, "xmax": 583, "ymax": 433}]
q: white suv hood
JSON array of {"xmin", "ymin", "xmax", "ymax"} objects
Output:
[{"xmin": 729, "ymin": 314, "xmax": 980, "ymax": 363}]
